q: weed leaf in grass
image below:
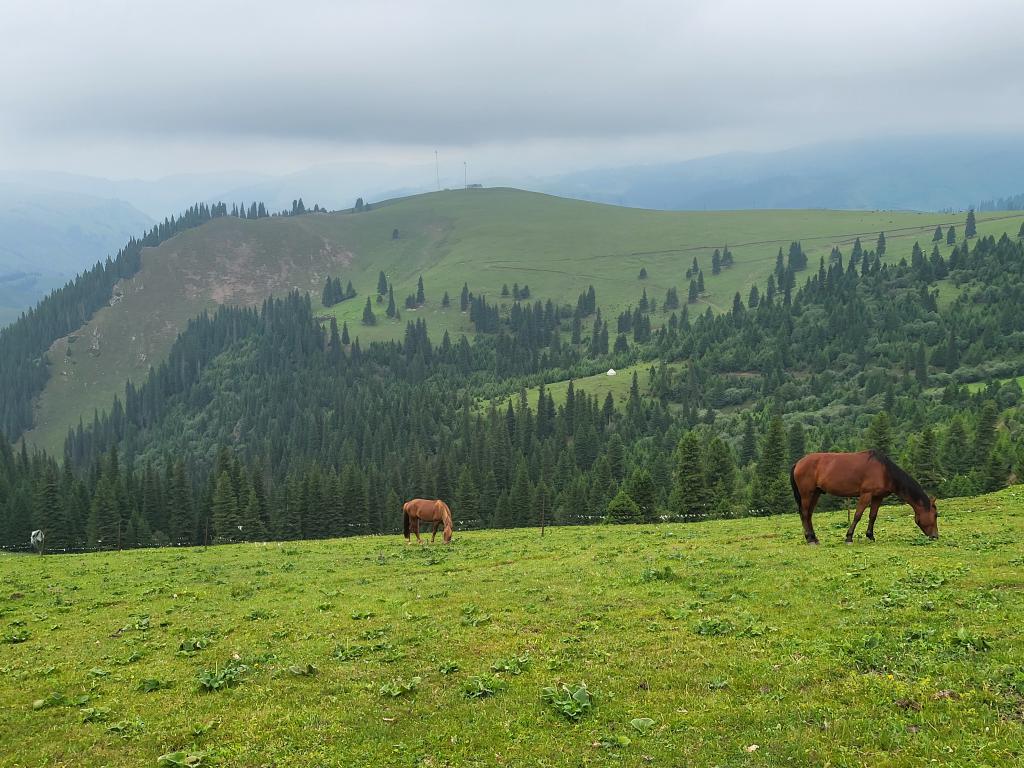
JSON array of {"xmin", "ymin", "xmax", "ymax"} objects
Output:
[
  {"xmin": 178, "ymin": 636, "xmax": 211, "ymax": 654},
  {"xmin": 542, "ymin": 682, "xmax": 594, "ymax": 721},
  {"xmin": 439, "ymin": 661, "xmax": 459, "ymax": 675},
  {"xmin": 81, "ymin": 706, "xmax": 111, "ymax": 723},
  {"xmin": 32, "ymin": 691, "xmax": 69, "ymax": 710},
  {"xmin": 197, "ymin": 661, "xmax": 247, "ymax": 692},
  {"xmin": 157, "ymin": 751, "xmax": 208, "ymax": 767},
  {"xmin": 287, "ymin": 663, "xmax": 318, "ymax": 677},
  {"xmin": 138, "ymin": 678, "xmax": 170, "ymax": 693},
  {"xmin": 596, "ymin": 734, "xmax": 631, "ymax": 748},
  {"xmin": 379, "ymin": 676, "xmax": 421, "ymax": 697},
  {"xmin": 3, "ymin": 631, "xmax": 30, "ymax": 644},
  {"xmin": 490, "ymin": 653, "xmax": 531, "ymax": 675},
  {"xmin": 630, "ymin": 718, "xmax": 656, "ymax": 734},
  {"xmin": 463, "ymin": 675, "xmax": 505, "ymax": 699}
]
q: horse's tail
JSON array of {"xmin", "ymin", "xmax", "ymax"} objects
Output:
[
  {"xmin": 790, "ymin": 462, "xmax": 802, "ymax": 513},
  {"xmin": 403, "ymin": 504, "xmax": 410, "ymax": 540}
]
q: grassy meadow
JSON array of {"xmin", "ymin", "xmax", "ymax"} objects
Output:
[
  {"xmin": 25, "ymin": 187, "xmax": 1024, "ymax": 454},
  {"xmin": 2, "ymin": 488, "xmax": 1023, "ymax": 767}
]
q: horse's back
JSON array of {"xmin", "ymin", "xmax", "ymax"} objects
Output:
[
  {"xmin": 796, "ymin": 450, "xmax": 879, "ymax": 497},
  {"xmin": 404, "ymin": 498, "xmax": 442, "ymax": 520}
]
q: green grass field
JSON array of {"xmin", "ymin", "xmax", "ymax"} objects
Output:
[
  {"xmin": 23, "ymin": 188, "xmax": 1024, "ymax": 454},
  {"xmin": 3, "ymin": 488, "xmax": 1023, "ymax": 767}
]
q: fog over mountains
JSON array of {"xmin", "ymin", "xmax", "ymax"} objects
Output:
[{"xmin": 3, "ymin": 134, "xmax": 1022, "ymax": 325}]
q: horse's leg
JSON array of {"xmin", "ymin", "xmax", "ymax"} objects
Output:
[
  {"xmin": 845, "ymin": 493, "xmax": 871, "ymax": 544},
  {"xmin": 802, "ymin": 489, "xmax": 821, "ymax": 545},
  {"xmin": 431, "ymin": 521, "xmax": 439, "ymax": 543},
  {"xmin": 413, "ymin": 518, "xmax": 423, "ymax": 544},
  {"xmin": 865, "ymin": 497, "xmax": 882, "ymax": 541}
]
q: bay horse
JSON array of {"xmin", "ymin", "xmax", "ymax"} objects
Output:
[
  {"xmin": 790, "ymin": 450, "xmax": 938, "ymax": 544},
  {"xmin": 403, "ymin": 499, "xmax": 453, "ymax": 544}
]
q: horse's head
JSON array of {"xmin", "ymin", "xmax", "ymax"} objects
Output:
[{"xmin": 913, "ymin": 496, "xmax": 939, "ymax": 539}]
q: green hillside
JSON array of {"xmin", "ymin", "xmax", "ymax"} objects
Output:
[
  {"xmin": 23, "ymin": 187, "xmax": 1024, "ymax": 454},
  {"xmin": 2, "ymin": 489, "xmax": 1022, "ymax": 767}
]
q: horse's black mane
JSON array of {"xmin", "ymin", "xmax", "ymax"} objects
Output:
[{"xmin": 868, "ymin": 450, "xmax": 930, "ymax": 507}]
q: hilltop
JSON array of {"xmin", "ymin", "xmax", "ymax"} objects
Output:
[
  {"xmin": 2, "ymin": 488, "xmax": 1022, "ymax": 767},
  {"xmin": 24, "ymin": 188, "xmax": 1023, "ymax": 453}
]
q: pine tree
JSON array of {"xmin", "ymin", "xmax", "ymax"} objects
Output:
[
  {"xmin": 362, "ymin": 297, "xmax": 377, "ymax": 325},
  {"xmin": 705, "ymin": 437, "xmax": 737, "ymax": 518},
  {"xmin": 787, "ymin": 422, "xmax": 806, "ymax": 465},
  {"xmin": 386, "ymin": 285, "xmax": 396, "ymax": 318},
  {"xmin": 454, "ymin": 465, "xmax": 480, "ymax": 528},
  {"xmin": 442, "ymin": 291, "xmax": 450, "ymax": 308},
  {"xmin": 946, "ymin": 225, "xmax": 956, "ymax": 245},
  {"xmin": 876, "ymin": 231, "xmax": 886, "ymax": 255},
  {"xmin": 933, "ymin": 225, "xmax": 943, "ymax": 242},
  {"xmin": 740, "ymin": 414, "xmax": 757, "ymax": 466},
  {"xmin": 606, "ymin": 488, "xmax": 641, "ymax": 524},
  {"xmin": 638, "ymin": 267, "xmax": 647, "ymax": 279},
  {"xmin": 341, "ymin": 321, "xmax": 351, "ymax": 345},
  {"xmin": 669, "ymin": 431, "xmax": 707, "ymax": 519},
  {"xmin": 866, "ymin": 412, "xmax": 893, "ymax": 456},
  {"xmin": 625, "ymin": 468, "xmax": 657, "ymax": 522},
  {"xmin": 417, "ymin": 276, "xmax": 425, "ymax": 305},
  {"xmin": 942, "ymin": 417, "xmax": 971, "ymax": 476},
  {"xmin": 749, "ymin": 415, "xmax": 790, "ymax": 515},
  {"xmin": 911, "ymin": 426, "xmax": 941, "ymax": 491},
  {"xmin": 914, "ymin": 342, "xmax": 928, "ymax": 386},
  {"xmin": 974, "ymin": 401, "xmax": 998, "ymax": 470},
  {"xmin": 460, "ymin": 283, "xmax": 470, "ymax": 311},
  {"xmin": 965, "ymin": 208, "xmax": 977, "ymax": 238},
  {"xmin": 377, "ymin": 270, "xmax": 388, "ymax": 295},
  {"xmin": 212, "ymin": 471, "xmax": 240, "ymax": 542},
  {"xmin": 167, "ymin": 460, "xmax": 193, "ymax": 545}
]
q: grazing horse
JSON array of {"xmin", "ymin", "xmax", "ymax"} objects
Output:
[
  {"xmin": 30, "ymin": 530, "xmax": 45, "ymax": 555},
  {"xmin": 403, "ymin": 499, "xmax": 453, "ymax": 544},
  {"xmin": 790, "ymin": 450, "xmax": 938, "ymax": 544}
]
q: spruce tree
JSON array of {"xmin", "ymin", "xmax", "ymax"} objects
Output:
[
  {"xmin": 973, "ymin": 401, "xmax": 998, "ymax": 469},
  {"xmin": 669, "ymin": 431, "xmax": 708, "ymax": 519},
  {"xmin": 705, "ymin": 437, "xmax": 737, "ymax": 518},
  {"xmin": 625, "ymin": 468, "xmax": 657, "ymax": 522},
  {"xmin": 911, "ymin": 426, "xmax": 940, "ymax": 491},
  {"xmin": 866, "ymin": 412, "xmax": 893, "ymax": 456},
  {"xmin": 946, "ymin": 225, "xmax": 956, "ymax": 245},
  {"xmin": 362, "ymin": 297, "xmax": 377, "ymax": 325},
  {"xmin": 787, "ymin": 422, "xmax": 806, "ymax": 465},
  {"xmin": 212, "ymin": 471, "xmax": 240, "ymax": 542},
  {"xmin": 933, "ymin": 225, "xmax": 943, "ymax": 242},
  {"xmin": 876, "ymin": 231, "xmax": 886, "ymax": 255},
  {"xmin": 606, "ymin": 488, "xmax": 641, "ymax": 524},
  {"xmin": 417, "ymin": 276, "xmax": 425, "ymax": 305},
  {"xmin": 377, "ymin": 271, "xmax": 388, "ymax": 295},
  {"xmin": 749, "ymin": 415, "xmax": 790, "ymax": 515},
  {"xmin": 740, "ymin": 414, "xmax": 757, "ymax": 466},
  {"xmin": 460, "ymin": 283, "xmax": 470, "ymax": 312},
  {"xmin": 965, "ymin": 208, "xmax": 977, "ymax": 238}
]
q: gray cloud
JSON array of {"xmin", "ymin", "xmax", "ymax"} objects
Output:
[{"xmin": 2, "ymin": 0, "xmax": 1023, "ymax": 177}]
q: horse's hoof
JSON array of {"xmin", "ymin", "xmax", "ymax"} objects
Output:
[
  {"xmin": 844, "ymin": 539, "xmax": 853, "ymax": 545},
  {"xmin": 807, "ymin": 540, "xmax": 820, "ymax": 546},
  {"xmin": 866, "ymin": 535, "xmax": 875, "ymax": 542}
]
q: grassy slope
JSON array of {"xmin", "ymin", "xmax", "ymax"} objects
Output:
[
  {"xmin": 24, "ymin": 187, "xmax": 1024, "ymax": 453},
  {"xmin": 2, "ymin": 489, "xmax": 1023, "ymax": 767}
]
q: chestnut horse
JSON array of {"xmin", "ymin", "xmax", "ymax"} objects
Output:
[
  {"xmin": 403, "ymin": 499, "xmax": 453, "ymax": 544},
  {"xmin": 790, "ymin": 450, "xmax": 938, "ymax": 544}
]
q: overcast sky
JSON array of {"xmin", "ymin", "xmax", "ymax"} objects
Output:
[{"xmin": 2, "ymin": 0, "xmax": 1023, "ymax": 182}]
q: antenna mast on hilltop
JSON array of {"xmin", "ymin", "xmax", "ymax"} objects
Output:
[{"xmin": 435, "ymin": 150, "xmax": 440, "ymax": 191}]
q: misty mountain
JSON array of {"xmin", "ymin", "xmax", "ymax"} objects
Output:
[
  {"xmin": 0, "ymin": 184, "xmax": 152, "ymax": 325},
  {"xmin": 530, "ymin": 135, "xmax": 1024, "ymax": 212}
]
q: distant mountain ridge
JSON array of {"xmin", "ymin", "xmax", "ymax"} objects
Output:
[{"xmin": 531, "ymin": 135, "xmax": 1024, "ymax": 212}]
